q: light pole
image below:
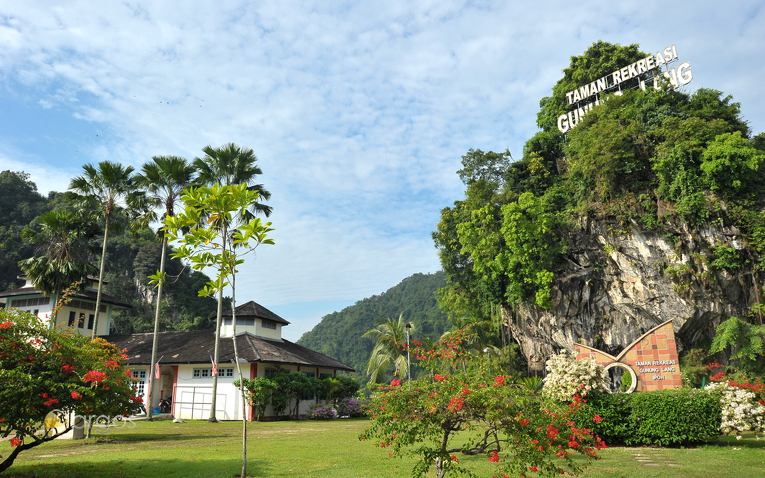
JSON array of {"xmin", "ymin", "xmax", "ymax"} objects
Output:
[
  {"xmin": 484, "ymin": 347, "xmax": 492, "ymax": 376},
  {"xmin": 405, "ymin": 323, "xmax": 412, "ymax": 391}
]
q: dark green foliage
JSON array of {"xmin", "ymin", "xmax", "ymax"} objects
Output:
[
  {"xmin": 536, "ymin": 41, "xmax": 647, "ymax": 133},
  {"xmin": 296, "ymin": 272, "xmax": 451, "ymax": 382},
  {"xmin": 104, "ymin": 232, "xmax": 218, "ymax": 334},
  {"xmin": 457, "ymin": 149, "xmax": 512, "ymax": 186},
  {"xmin": 709, "ymin": 245, "xmax": 743, "ymax": 270},
  {"xmin": 710, "ymin": 317, "xmax": 765, "ymax": 373},
  {"xmin": 0, "ymin": 171, "xmax": 50, "ymax": 291},
  {"xmin": 586, "ymin": 390, "xmax": 722, "ymax": 446},
  {"xmin": 0, "ymin": 170, "xmax": 218, "ymax": 334},
  {"xmin": 680, "ymin": 346, "xmax": 714, "ymax": 388}
]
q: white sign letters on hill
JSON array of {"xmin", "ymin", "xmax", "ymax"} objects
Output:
[{"xmin": 557, "ymin": 44, "xmax": 693, "ymax": 134}]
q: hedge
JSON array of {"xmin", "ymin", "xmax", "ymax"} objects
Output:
[{"xmin": 585, "ymin": 389, "xmax": 722, "ymax": 446}]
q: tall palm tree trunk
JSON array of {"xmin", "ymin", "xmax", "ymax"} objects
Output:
[
  {"xmin": 147, "ymin": 236, "xmax": 168, "ymax": 420},
  {"xmin": 209, "ymin": 223, "xmax": 227, "ymax": 423},
  {"xmin": 91, "ymin": 216, "xmax": 110, "ymax": 339}
]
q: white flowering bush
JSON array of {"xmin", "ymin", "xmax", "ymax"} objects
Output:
[
  {"xmin": 706, "ymin": 382, "xmax": 765, "ymax": 436},
  {"xmin": 542, "ymin": 351, "xmax": 607, "ymax": 401}
]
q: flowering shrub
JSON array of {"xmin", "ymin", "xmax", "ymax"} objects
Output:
[
  {"xmin": 336, "ymin": 397, "xmax": 363, "ymax": 417},
  {"xmin": 363, "ymin": 374, "xmax": 605, "ymax": 478},
  {"xmin": 542, "ymin": 351, "xmax": 607, "ymax": 401},
  {"xmin": 362, "ymin": 330, "xmax": 606, "ymax": 478},
  {"xmin": 0, "ymin": 309, "xmax": 137, "ymax": 473},
  {"xmin": 706, "ymin": 382, "xmax": 765, "ymax": 436},
  {"xmin": 307, "ymin": 404, "xmax": 338, "ymax": 420}
]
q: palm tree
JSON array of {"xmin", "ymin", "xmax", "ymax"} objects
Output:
[
  {"xmin": 69, "ymin": 161, "xmax": 142, "ymax": 338},
  {"xmin": 363, "ymin": 314, "xmax": 413, "ymax": 384},
  {"xmin": 18, "ymin": 208, "xmax": 100, "ymax": 324},
  {"xmin": 193, "ymin": 143, "xmax": 272, "ymax": 218},
  {"xmin": 135, "ymin": 156, "xmax": 195, "ymax": 419},
  {"xmin": 192, "ymin": 143, "xmax": 271, "ymax": 422}
]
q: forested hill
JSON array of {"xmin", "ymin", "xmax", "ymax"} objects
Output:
[
  {"xmin": 0, "ymin": 170, "xmax": 218, "ymax": 333},
  {"xmin": 296, "ymin": 272, "xmax": 450, "ymax": 379}
]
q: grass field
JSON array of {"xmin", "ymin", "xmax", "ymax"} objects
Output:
[{"xmin": 1, "ymin": 419, "xmax": 763, "ymax": 478}]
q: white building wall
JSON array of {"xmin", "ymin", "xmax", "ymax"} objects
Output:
[{"xmin": 173, "ymin": 364, "xmax": 243, "ymax": 420}]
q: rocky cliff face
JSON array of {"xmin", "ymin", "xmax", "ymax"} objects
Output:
[{"xmin": 505, "ymin": 215, "xmax": 762, "ymax": 372}]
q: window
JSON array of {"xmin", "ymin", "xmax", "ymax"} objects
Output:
[
  {"xmin": 68, "ymin": 311, "xmax": 76, "ymax": 327},
  {"xmin": 131, "ymin": 370, "xmax": 146, "ymax": 397},
  {"xmin": 193, "ymin": 368, "xmax": 211, "ymax": 378},
  {"xmin": 68, "ymin": 299, "xmax": 96, "ymax": 311},
  {"xmin": 10, "ymin": 297, "xmax": 51, "ymax": 308},
  {"xmin": 261, "ymin": 319, "xmax": 277, "ymax": 330},
  {"xmin": 319, "ymin": 373, "xmax": 333, "ymax": 379},
  {"xmin": 78, "ymin": 313, "xmax": 86, "ymax": 328},
  {"xmin": 87, "ymin": 314, "xmax": 94, "ymax": 330},
  {"xmin": 223, "ymin": 317, "xmax": 255, "ymax": 326},
  {"xmin": 264, "ymin": 368, "xmax": 280, "ymax": 377},
  {"xmin": 193, "ymin": 367, "xmax": 234, "ymax": 378},
  {"xmin": 33, "ymin": 309, "xmax": 39, "ymax": 316}
]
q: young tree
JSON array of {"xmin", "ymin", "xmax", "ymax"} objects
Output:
[
  {"xmin": 158, "ymin": 182, "xmax": 274, "ymax": 478},
  {"xmin": 68, "ymin": 161, "xmax": 144, "ymax": 338},
  {"xmin": 0, "ymin": 308, "xmax": 140, "ymax": 473},
  {"xmin": 135, "ymin": 156, "xmax": 196, "ymax": 420},
  {"xmin": 191, "ymin": 143, "xmax": 272, "ymax": 423}
]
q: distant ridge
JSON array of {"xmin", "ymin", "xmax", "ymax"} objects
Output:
[{"xmin": 296, "ymin": 271, "xmax": 450, "ymax": 379}]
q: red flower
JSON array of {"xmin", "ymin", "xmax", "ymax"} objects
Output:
[
  {"xmin": 0, "ymin": 321, "xmax": 12, "ymax": 329},
  {"xmin": 488, "ymin": 450, "xmax": 499, "ymax": 462},
  {"xmin": 434, "ymin": 374, "xmax": 448, "ymax": 382},
  {"xmin": 71, "ymin": 391, "xmax": 82, "ymax": 400},
  {"xmin": 83, "ymin": 370, "xmax": 107, "ymax": 385},
  {"xmin": 44, "ymin": 398, "xmax": 59, "ymax": 407},
  {"xmin": 529, "ymin": 466, "xmax": 538, "ymax": 472},
  {"xmin": 389, "ymin": 379, "xmax": 401, "ymax": 388},
  {"xmin": 61, "ymin": 364, "xmax": 74, "ymax": 374},
  {"xmin": 592, "ymin": 414, "xmax": 602, "ymax": 424},
  {"xmin": 10, "ymin": 437, "xmax": 22, "ymax": 447},
  {"xmin": 494, "ymin": 375, "xmax": 505, "ymax": 387}
]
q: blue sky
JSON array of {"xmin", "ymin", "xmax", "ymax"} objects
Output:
[{"xmin": 1, "ymin": 1, "xmax": 764, "ymax": 341}]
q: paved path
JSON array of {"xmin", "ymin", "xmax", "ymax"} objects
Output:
[{"xmin": 629, "ymin": 448, "xmax": 679, "ymax": 468}]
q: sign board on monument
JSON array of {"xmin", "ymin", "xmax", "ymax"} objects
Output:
[{"xmin": 574, "ymin": 320, "xmax": 682, "ymax": 393}]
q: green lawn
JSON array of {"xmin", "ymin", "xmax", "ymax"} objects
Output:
[{"xmin": 1, "ymin": 419, "xmax": 763, "ymax": 478}]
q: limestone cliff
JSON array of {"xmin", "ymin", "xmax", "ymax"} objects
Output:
[{"xmin": 505, "ymin": 215, "xmax": 762, "ymax": 371}]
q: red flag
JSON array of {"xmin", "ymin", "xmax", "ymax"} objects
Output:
[
  {"xmin": 154, "ymin": 361, "xmax": 161, "ymax": 380},
  {"xmin": 210, "ymin": 353, "xmax": 218, "ymax": 377}
]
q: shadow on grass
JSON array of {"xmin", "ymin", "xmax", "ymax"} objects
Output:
[
  {"xmin": 710, "ymin": 434, "xmax": 765, "ymax": 449},
  {"xmin": 81, "ymin": 433, "xmax": 233, "ymax": 444},
  {"xmin": 1, "ymin": 457, "xmax": 269, "ymax": 478}
]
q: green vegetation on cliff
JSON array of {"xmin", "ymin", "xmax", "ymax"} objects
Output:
[
  {"xmin": 435, "ymin": 41, "xmax": 765, "ymax": 326},
  {"xmin": 296, "ymin": 272, "xmax": 450, "ymax": 380}
]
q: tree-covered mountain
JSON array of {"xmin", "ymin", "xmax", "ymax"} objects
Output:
[
  {"xmin": 296, "ymin": 272, "xmax": 451, "ymax": 380},
  {"xmin": 0, "ymin": 170, "xmax": 218, "ymax": 333}
]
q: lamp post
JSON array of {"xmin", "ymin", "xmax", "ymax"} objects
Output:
[
  {"xmin": 484, "ymin": 347, "xmax": 492, "ymax": 376},
  {"xmin": 405, "ymin": 323, "xmax": 412, "ymax": 391}
]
